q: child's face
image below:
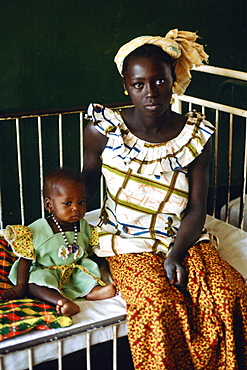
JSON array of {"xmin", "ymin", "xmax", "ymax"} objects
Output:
[{"xmin": 45, "ymin": 180, "xmax": 86, "ymax": 226}]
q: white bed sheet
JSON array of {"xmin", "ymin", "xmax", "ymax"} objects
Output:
[{"xmin": 0, "ymin": 213, "xmax": 247, "ymax": 369}]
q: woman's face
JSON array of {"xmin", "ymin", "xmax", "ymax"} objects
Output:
[{"xmin": 123, "ymin": 55, "xmax": 174, "ymax": 118}]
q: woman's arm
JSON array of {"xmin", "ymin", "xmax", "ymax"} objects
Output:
[
  {"xmin": 81, "ymin": 121, "xmax": 108, "ymax": 203},
  {"xmin": 164, "ymin": 137, "xmax": 212, "ymax": 293}
]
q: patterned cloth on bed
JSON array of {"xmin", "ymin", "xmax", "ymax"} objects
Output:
[{"xmin": 0, "ymin": 236, "xmax": 72, "ymax": 341}]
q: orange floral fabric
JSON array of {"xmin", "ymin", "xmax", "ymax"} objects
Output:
[{"xmin": 108, "ymin": 243, "xmax": 247, "ymax": 370}]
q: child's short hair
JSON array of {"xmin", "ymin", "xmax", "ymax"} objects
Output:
[{"xmin": 44, "ymin": 167, "xmax": 84, "ymax": 198}]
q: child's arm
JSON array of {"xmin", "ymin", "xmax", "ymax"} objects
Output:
[
  {"xmin": 0, "ymin": 257, "xmax": 31, "ymax": 300},
  {"xmin": 15, "ymin": 257, "xmax": 32, "ymax": 295}
]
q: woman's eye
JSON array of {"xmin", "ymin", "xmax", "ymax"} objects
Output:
[
  {"xmin": 156, "ymin": 79, "xmax": 166, "ymax": 85},
  {"xmin": 133, "ymin": 83, "xmax": 143, "ymax": 89}
]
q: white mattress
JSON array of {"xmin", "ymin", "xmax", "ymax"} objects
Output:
[
  {"xmin": 220, "ymin": 196, "xmax": 247, "ymax": 231},
  {"xmin": 205, "ymin": 214, "xmax": 247, "ymax": 280},
  {"xmin": 0, "ymin": 212, "xmax": 247, "ymax": 369}
]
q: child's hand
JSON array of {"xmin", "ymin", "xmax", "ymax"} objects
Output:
[
  {"xmin": 0, "ymin": 285, "xmax": 27, "ymax": 301},
  {"xmin": 164, "ymin": 256, "xmax": 188, "ymax": 295}
]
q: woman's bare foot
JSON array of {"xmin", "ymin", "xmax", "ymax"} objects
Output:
[
  {"xmin": 86, "ymin": 281, "xmax": 119, "ymax": 301},
  {"xmin": 56, "ymin": 299, "xmax": 80, "ymax": 316}
]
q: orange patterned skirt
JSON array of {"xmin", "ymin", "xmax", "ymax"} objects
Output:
[{"xmin": 107, "ymin": 242, "xmax": 247, "ymax": 370}]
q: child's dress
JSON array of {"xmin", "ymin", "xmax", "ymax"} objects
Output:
[{"xmin": 4, "ymin": 218, "xmax": 105, "ymax": 300}]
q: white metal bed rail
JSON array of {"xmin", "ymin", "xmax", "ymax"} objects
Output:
[
  {"xmin": 0, "ymin": 315, "xmax": 127, "ymax": 370},
  {"xmin": 172, "ymin": 94, "xmax": 247, "ymax": 229},
  {"xmin": 0, "ymin": 110, "xmax": 86, "ymax": 227}
]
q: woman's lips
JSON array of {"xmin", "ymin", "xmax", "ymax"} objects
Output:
[{"xmin": 145, "ymin": 103, "xmax": 161, "ymax": 110}]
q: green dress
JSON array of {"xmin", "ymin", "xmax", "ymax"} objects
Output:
[{"xmin": 6, "ymin": 218, "xmax": 104, "ymax": 300}]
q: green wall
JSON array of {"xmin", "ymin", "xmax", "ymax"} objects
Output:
[{"xmin": 0, "ymin": 0, "xmax": 246, "ymax": 115}]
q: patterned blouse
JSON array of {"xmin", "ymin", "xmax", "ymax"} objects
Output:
[{"xmin": 86, "ymin": 103, "xmax": 215, "ymax": 257}]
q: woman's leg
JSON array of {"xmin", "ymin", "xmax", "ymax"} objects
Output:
[
  {"xmin": 28, "ymin": 283, "xmax": 80, "ymax": 316},
  {"xmin": 185, "ymin": 242, "xmax": 247, "ymax": 370},
  {"xmin": 108, "ymin": 252, "xmax": 193, "ymax": 370},
  {"xmin": 108, "ymin": 244, "xmax": 247, "ymax": 370}
]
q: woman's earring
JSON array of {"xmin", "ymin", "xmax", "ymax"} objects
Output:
[
  {"xmin": 124, "ymin": 90, "xmax": 129, "ymax": 96},
  {"xmin": 172, "ymin": 81, "xmax": 178, "ymax": 93}
]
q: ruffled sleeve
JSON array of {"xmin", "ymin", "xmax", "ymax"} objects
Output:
[
  {"xmin": 85, "ymin": 103, "xmax": 124, "ymax": 138},
  {"xmin": 89, "ymin": 226, "xmax": 99, "ymax": 247},
  {"xmin": 157, "ymin": 111, "xmax": 215, "ymax": 172},
  {"xmin": 4, "ymin": 225, "xmax": 36, "ymax": 261}
]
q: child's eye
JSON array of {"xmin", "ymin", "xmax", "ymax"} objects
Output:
[
  {"xmin": 79, "ymin": 200, "xmax": 85, "ymax": 205},
  {"xmin": 64, "ymin": 202, "xmax": 72, "ymax": 206},
  {"xmin": 156, "ymin": 79, "xmax": 166, "ymax": 85}
]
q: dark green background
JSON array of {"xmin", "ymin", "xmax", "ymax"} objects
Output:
[{"xmin": 0, "ymin": 0, "xmax": 246, "ymax": 115}]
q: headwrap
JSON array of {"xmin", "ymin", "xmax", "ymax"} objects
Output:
[{"xmin": 114, "ymin": 29, "xmax": 209, "ymax": 95}]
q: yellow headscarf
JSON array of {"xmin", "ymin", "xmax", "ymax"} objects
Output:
[{"xmin": 114, "ymin": 29, "xmax": 209, "ymax": 95}]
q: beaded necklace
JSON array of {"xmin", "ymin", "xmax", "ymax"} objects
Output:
[{"xmin": 51, "ymin": 214, "xmax": 79, "ymax": 253}]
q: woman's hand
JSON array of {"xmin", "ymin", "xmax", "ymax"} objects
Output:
[{"xmin": 164, "ymin": 254, "xmax": 188, "ymax": 295}]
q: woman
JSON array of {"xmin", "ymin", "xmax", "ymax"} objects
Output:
[{"xmin": 82, "ymin": 29, "xmax": 247, "ymax": 369}]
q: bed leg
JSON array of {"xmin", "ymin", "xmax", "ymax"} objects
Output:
[
  {"xmin": 86, "ymin": 332, "xmax": 91, "ymax": 370},
  {"xmin": 28, "ymin": 348, "xmax": 33, "ymax": 370},
  {"xmin": 58, "ymin": 340, "xmax": 63, "ymax": 370},
  {"xmin": 0, "ymin": 356, "xmax": 4, "ymax": 370},
  {"xmin": 113, "ymin": 325, "xmax": 117, "ymax": 370}
]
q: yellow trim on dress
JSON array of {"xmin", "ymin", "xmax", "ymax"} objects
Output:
[{"xmin": 4, "ymin": 225, "xmax": 36, "ymax": 261}]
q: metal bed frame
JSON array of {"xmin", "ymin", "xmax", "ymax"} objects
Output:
[{"xmin": 0, "ymin": 65, "xmax": 246, "ymax": 369}]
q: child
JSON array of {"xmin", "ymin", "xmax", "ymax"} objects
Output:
[{"xmin": 0, "ymin": 168, "xmax": 117, "ymax": 316}]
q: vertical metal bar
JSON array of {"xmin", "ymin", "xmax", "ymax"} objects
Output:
[
  {"xmin": 86, "ymin": 332, "xmax": 91, "ymax": 370},
  {"xmin": 201, "ymin": 105, "xmax": 205, "ymax": 115},
  {"xmin": 0, "ymin": 355, "xmax": 4, "ymax": 370},
  {"xmin": 0, "ymin": 186, "xmax": 3, "ymax": 229},
  {"xmin": 188, "ymin": 101, "xmax": 192, "ymax": 112},
  {"xmin": 16, "ymin": 118, "xmax": 25, "ymax": 225},
  {"xmin": 212, "ymin": 110, "xmax": 219, "ymax": 218},
  {"xmin": 80, "ymin": 111, "xmax": 84, "ymax": 170},
  {"xmin": 28, "ymin": 348, "xmax": 33, "ymax": 370},
  {"xmin": 225, "ymin": 114, "xmax": 233, "ymax": 223},
  {"xmin": 58, "ymin": 340, "xmax": 63, "ymax": 370},
  {"xmin": 240, "ymin": 117, "xmax": 247, "ymax": 229},
  {"xmin": 37, "ymin": 116, "xmax": 45, "ymax": 218},
  {"xmin": 100, "ymin": 176, "xmax": 104, "ymax": 208},
  {"xmin": 171, "ymin": 95, "xmax": 182, "ymax": 114},
  {"xmin": 59, "ymin": 114, "xmax": 63, "ymax": 167},
  {"xmin": 112, "ymin": 325, "xmax": 117, "ymax": 370}
]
